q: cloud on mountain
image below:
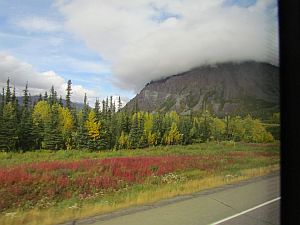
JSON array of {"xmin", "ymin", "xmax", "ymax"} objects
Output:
[{"xmin": 56, "ymin": 0, "xmax": 278, "ymax": 92}]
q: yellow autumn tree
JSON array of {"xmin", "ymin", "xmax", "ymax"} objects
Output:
[
  {"xmin": 147, "ymin": 132, "xmax": 157, "ymax": 146},
  {"xmin": 210, "ymin": 117, "xmax": 226, "ymax": 141},
  {"xmin": 32, "ymin": 101, "xmax": 51, "ymax": 126},
  {"xmin": 163, "ymin": 122, "xmax": 182, "ymax": 145},
  {"xmin": 118, "ymin": 131, "xmax": 129, "ymax": 149},
  {"xmin": 85, "ymin": 111, "xmax": 101, "ymax": 140},
  {"xmin": 144, "ymin": 112, "xmax": 153, "ymax": 133},
  {"xmin": 58, "ymin": 106, "xmax": 74, "ymax": 149}
]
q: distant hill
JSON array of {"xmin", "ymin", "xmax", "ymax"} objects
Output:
[
  {"xmin": 124, "ymin": 61, "xmax": 279, "ymax": 119},
  {"xmin": 8, "ymin": 96, "xmax": 85, "ymax": 109}
]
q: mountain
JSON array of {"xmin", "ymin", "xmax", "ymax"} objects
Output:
[{"xmin": 124, "ymin": 61, "xmax": 279, "ymax": 119}]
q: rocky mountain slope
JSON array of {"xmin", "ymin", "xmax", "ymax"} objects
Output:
[{"xmin": 124, "ymin": 61, "xmax": 279, "ymax": 118}]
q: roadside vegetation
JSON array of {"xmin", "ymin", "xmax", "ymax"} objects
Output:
[{"xmin": 0, "ymin": 142, "xmax": 279, "ymax": 225}]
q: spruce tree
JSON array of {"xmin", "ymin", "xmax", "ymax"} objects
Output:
[
  {"xmin": 138, "ymin": 115, "xmax": 147, "ymax": 148},
  {"xmin": 5, "ymin": 78, "xmax": 11, "ymax": 104},
  {"xmin": 117, "ymin": 96, "xmax": 122, "ymax": 111},
  {"xmin": 11, "ymin": 86, "xmax": 16, "ymax": 105},
  {"xmin": 18, "ymin": 83, "xmax": 35, "ymax": 151},
  {"xmin": 105, "ymin": 97, "xmax": 110, "ymax": 119},
  {"xmin": 43, "ymin": 104, "xmax": 63, "ymax": 150},
  {"xmin": 0, "ymin": 88, "xmax": 4, "ymax": 116},
  {"xmin": 152, "ymin": 114, "xmax": 163, "ymax": 145},
  {"xmin": 38, "ymin": 93, "xmax": 42, "ymax": 102},
  {"xmin": 59, "ymin": 95, "xmax": 63, "ymax": 107},
  {"xmin": 98, "ymin": 118, "xmax": 110, "ymax": 150},
  {"xmin": 44, "ymin": 91, "xmax": 48, "ymax": 101},
  {"xmin": 74, "ymin": 93, "xmax": 89, "ymax": 149},
  {"xmin": 128, "ymin": 113, "xmax": 141, "ymax": 149},
  {"xmin": 94, "ymin": 98, "xmax": 100, "ymax": 120},
  {"xmin": 179, "ymin": 116, "xmax": 193, "ymax": 145},
  {"xmin": 0, "ymin": 88, "xmax": 6, "ymax": 150},
  {"xmin": 66, "ymin": 80, "xmax": 72, "ymax": 110},
  {"xmin": 0, "ymin": 102, "xmax": 18, "ymax": 151},
  {"xmin": 49, "ymin": 85, "xmax": 57, "ymax": 105},
  {"xmin": 120, "ymin": 112, "xmax": 131, "ymax": 134}
]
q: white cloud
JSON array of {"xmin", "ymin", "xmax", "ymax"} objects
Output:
[
  {"xmin": 56, "ymin": 0, "xmax": 279, "ymax": 92},
  {"xmin": 0, "ymin": 52, "xmax": 99, "ymax": 104},
  {"xmin": 14, "ymin": 16, "xmax": 62, "ymax": 32},
  {"xmin": 63, "ymin": 57, "xmax": 110, "ymax": 74}
]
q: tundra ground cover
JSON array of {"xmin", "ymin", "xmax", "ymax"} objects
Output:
[{"xmin": 0, "ymin": 142, "xmax": 279, "ymax": 225}]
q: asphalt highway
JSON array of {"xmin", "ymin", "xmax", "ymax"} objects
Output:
[{"xmin": 62, "ymin": 171, "xmax": 280, "ymax": 225}]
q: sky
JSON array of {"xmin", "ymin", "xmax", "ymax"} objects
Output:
[{"xmin": 0, "ymin": 0, "xmax": 278, "ymax": 105}]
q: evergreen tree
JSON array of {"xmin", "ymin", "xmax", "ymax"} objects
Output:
[
  {"xmin": 18, "ymin": 84, "xmax": 35, "ymax": 150},
  {"xmin": 5, "ymin": 78, "xmax": 11, "ymax": 104},
  {"xmin": 128, "ymin": 113, "xmax": 140, "ymax": 149},
  {"xmin": 43, "ymin": 104, "xmax": 63, "ymax": 150},
  {"xmin": 179, "ymin": 116, "xmax": 193, "ymax": 145},
  {"xmin": 112, "ymin": 101, "xmax": 116, "ymax": 114},
  {"xmin": 59, "ymin": 95, "xmax": 63, "ymax": 107},
  {"xmin": 199, "ymin": 110, "xmax": 212, "ymax": 142},
  {"xmin": 22, "ymin": 83, "xmax": 29, "ymax": 110},
  {"xmin": 0, "ymin": 88, "xmax": 4, "ymax": 116},
  {"xmin": 66, "ymin": 80, "xmax": 72, "ymax": 110},
  {"xmin": 74, "ymin": 113, "xmax": 88, "ymax": 150},
  {"xmin": 83, "ymin": 93, "xmax": 88, "ymax": 114},
  {"xmin": 106, "ymin": 97, "xmax": 110, "ymax": 119},
  {"xmin": 117, "ymin": 96, "xmax": 122, "ymax": 111},
  {"xmin": 109, "ymin": 96, "xmax": 113, "ymax": 112},
  {"xmin": 12, "ymin": 87, "xmax": 20, "ymax": 122},
  {"xmin": 0, "ymin": 103, "xmax": 18, "ymax": 151},
  {"xmin": 74, "ymin": 94, "xmax": 89, "ymax": 149},
  {"xmin": 38, "ymin": 93, "xmax": 43, "ymax": 102},
  {"xmin": 152, "ymin": 114, "xmax": 163, "ymax": 145},
  {"xmin": 101, "ymin": 100, "xmax": 106, "ymax": 117},
  {"xmin": 44, "ymin": 91, "xmax": 48, "ymax": 101},
  {"xmin": 120, "ymin": 111, "xmax": 131, "ymax": 134},
  {"xmin": 49, "ymin": 86, "xmax": 57, "ymax": 105},
  {"xmin": 0, "ymin": 88, "xmax": 6, "ymax": 150},
  {"xmin": 128, "ymin": 113, "xmax": 144, "ymax": 149},
  {"xmin": 225, "ymin": 114, "xmax": 232, "ymax": 140},
  {"xmin": 94, "ymin": 98, "xmax": 100, "ymax": 120},
  {"xmin": 11, "ymin": 86, "xmax": 16, "ymax": 106}
]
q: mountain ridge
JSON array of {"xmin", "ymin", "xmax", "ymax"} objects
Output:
[{"xmin": 124, "ymin": 61, "xmax": 279, "ymax": 119}]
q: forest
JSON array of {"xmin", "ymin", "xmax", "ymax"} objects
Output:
[{"xmin": 0, "ymin": 79, "xmax": 278, "ymax": 152}]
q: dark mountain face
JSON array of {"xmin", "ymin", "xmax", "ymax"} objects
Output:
[{"xmin": 124, "ymin": 61, "xmax": 279, "ymax": 119}]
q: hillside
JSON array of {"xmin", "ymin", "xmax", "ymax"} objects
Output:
[
  {"xmin": 124, "ymin": 61, "xmax": 279, "ymax": 119},
  {"xmin": 0, "ymin": 95, "xmax": 85, "ymax": 109}
]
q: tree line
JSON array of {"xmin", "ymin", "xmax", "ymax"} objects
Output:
[{"xmin": 0, "ymin": 79, "xmax": 277, "ymax": 152}]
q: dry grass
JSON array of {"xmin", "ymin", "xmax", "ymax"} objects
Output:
[{"xmin": 0, "ymin": 164, "xmax": 279, "ymax": 225}]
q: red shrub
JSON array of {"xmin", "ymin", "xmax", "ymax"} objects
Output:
[{"xmin": 0, "ymin": 154, "xmax": 232, "ymax": 211}]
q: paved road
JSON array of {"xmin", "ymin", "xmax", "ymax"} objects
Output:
[{"xmin": 63, "ymin": 172, "xmax": 280, "ymax": 225}]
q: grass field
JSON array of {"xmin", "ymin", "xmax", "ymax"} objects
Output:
[{"xmin": 0, "ymin": 141, "xmax": 280, "ymax": 225}]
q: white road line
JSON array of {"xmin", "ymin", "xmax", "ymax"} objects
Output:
[{"xmin": 210, "ymin": 197, "xmax": 281, "ymax": 225}]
